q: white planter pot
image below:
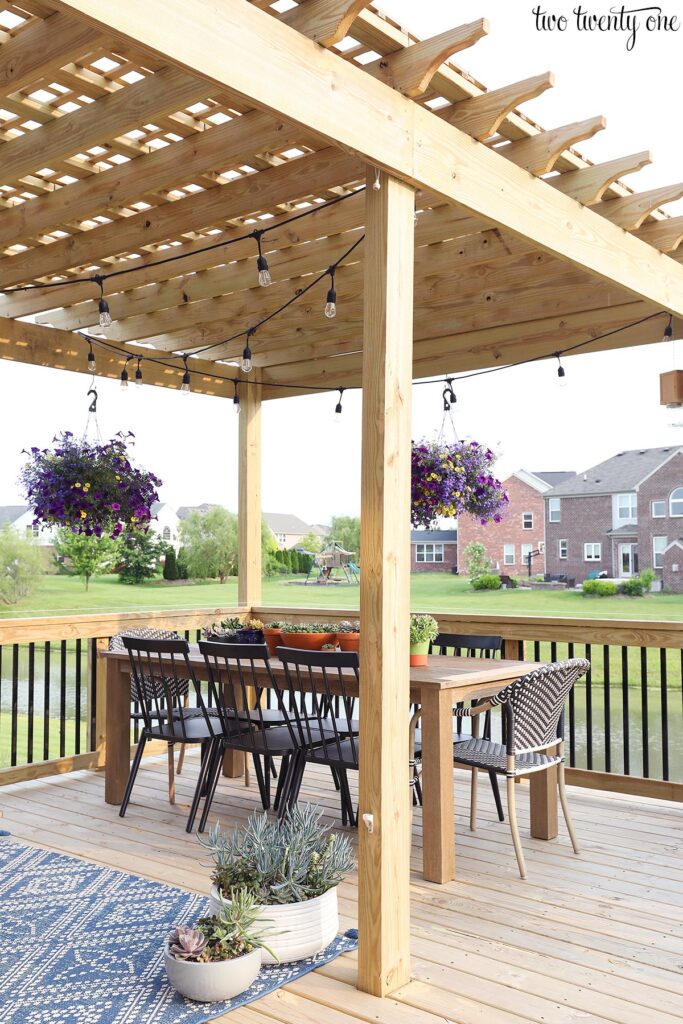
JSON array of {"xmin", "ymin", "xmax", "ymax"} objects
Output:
[
  {"xmin": 164, "ymin": 946, "xmax": 261, "ymax": 1003},
  {"xmin": 209, "ymin": 885, "xmax": 339, "ymax": 964}
]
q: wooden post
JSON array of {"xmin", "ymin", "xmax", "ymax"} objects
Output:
[
  {"xmin": 94, "ymin": 637, "xmax": 109, "ymax": 769},
  {"xmin": 357, "ymin": 170, "xmax": 414, "ymax": 997}
]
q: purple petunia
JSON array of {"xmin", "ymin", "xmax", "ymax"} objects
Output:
[{"xmin": 411, "ymin": 439, "xmax": 507, "ymax": 529}]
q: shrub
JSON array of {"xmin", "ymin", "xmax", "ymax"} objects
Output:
[
  {"xmin": 583, "ymin": 579, "xmax": 618, "ymax": 596},
  {"xmin": 0, "ymin": 525, "xmax": 42, "ymax": 605},
  {"xmin": 118, "ymin": 531, "xmax": 164, "ymax": 584},
  {"xmin": 640, "ymin": 569, "xmax": 656, "ymax": 592},
  {"xmin": 471, "ymin": 573, "xmax": 502, "ymax": 591},
  {"xmin": 175, "ymin": 547, "xmax": 189, "ymax": 579},
  {"xmin": 290, "ymin": 549, "xmax": 300, "ymax": 573},
  {"xmin": 162, "ymin": 547, "xmax": 178, "ymax": 580},
  {"xmin": 463, "ymin": 541, "xmax": 491, "ymax": 580},
  {"xmin": 619, "ymin": 576, "xmax": 645, "ymax": 597}
]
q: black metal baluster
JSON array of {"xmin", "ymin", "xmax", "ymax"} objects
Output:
[
  {"xmin": 660, "ymin": 648, "xmax": 669, "ymax": 782},
  {"xmin": 585, "ymin": 643, "xmax": 593, "ymax": 770},
  {"xmin": 74, "ymin": 639, "xmax": 82, "ymax": 755},
  {"xmin": 622, "ymin": 646, "xmax": 630, "ymax": 776},
  {"xmin": 568, "ymin": 641, "xmax": 575, "ymax": 766},
  {"xmin": 43, "ymin": 640, "xmax": 51, "ymax": 761},
  {"xmin": 89, "ymin": 639, "xmax": 98, "ymax": 752},
  {"xmin": 533, "ymin": 640, "xmax": 540, "ymax": 662},
  {"xmin": 10, "ymin": 645, "xmax": 19, "ymax": 768},
  {"xmin": 59, "ymin": 640, "xmax": 67, "ymax": 759},
  {"xmin": 27, "ymin": 643, "xmax": 35, "ymax": 764},
  {"xmin": 640, "ymin": 647, "xmax": 648, "ymax": 778},
  {"xmin": 603, "ymin": 645, "xmax": 611, "ymax": 773}
]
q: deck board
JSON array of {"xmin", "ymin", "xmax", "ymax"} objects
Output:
[{"xmin": 1, "ymin": 755, "xmax": 681, "ymax": 1024}]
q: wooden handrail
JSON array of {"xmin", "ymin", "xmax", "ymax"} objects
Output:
[{"xmin": 0, "ymin": 606, "xmax": 245, "ymax": 644}]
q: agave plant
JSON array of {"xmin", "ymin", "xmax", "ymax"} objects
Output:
[{"xmin": 198, "ymin": 804, "xmax": 354, "ymax": 906}]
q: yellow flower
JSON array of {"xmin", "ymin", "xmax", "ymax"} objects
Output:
[
  {"xmin": 83, "ymin": 483, "xmax": 90, "ymax": 491},
  {"xmin": 73, "ymin": 482, "xmax": 81, "ymax": 489},
  {"xmin": 115, "ymin": 475, "xmax": 121, "ymax": 481},
  {"xmin": 80, "ymin": 510, "xmax": 87, "ymax": 519},
  {"xmin": 130, "ymin": 516, "xmax": 136, "ymax": 522}
]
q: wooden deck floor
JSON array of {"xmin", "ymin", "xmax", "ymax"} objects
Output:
[{"xmin": 2, "ymin": 755, "xmax": 682, "ymax": 1024}]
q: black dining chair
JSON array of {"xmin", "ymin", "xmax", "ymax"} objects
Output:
[
  {"xmin": 453, "ymin": 658, "xmax": 589, "ymax": 877},
  {"xmin": 197, "ymin": 641, "xmax": 300, "ymax": 831},
  {"xmin": 276, "ymin": 647, "xmax": 360, "ymax": 826},
  {"xmin": 120, "ymin": 635, "xmax": 218, "ymax": 832},
  {"xmin": 412, "ymin": 632, "xmax": 506, "ymax": 822}
]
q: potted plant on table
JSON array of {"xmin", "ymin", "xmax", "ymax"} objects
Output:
[
  {"xmin": 199, "ymin": 805, "xmax": 354, "ymax": 964},
  {"xmin": 336, "ymin": 620, "xmax": 360, "ymax": 652},
  {"xmin": 165, "ymin": 889, "xmax": 275, "ymax": 1002},
  {"xmin": 279, "ymin": 622, "xmax": 337, "ymax": 651},
  {"xmin": 262, "ymin": 621, "xmax": 287, "ymax": 657},
  {"xmin": 203, "ymin": 616, "xmax": 242, "ymax": 642},
  {"xmin": 236, "ymin": 618, "xmax": 265, "ymax": 644},
  {"xmin": 409, "ymin": 613, "xmax": 438, "ymax": 666}
]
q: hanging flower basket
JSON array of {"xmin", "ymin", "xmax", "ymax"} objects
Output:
[
  {"xmin": 411, "ymin": 439, "xmax": 509, "ymax": 529},
  {"xmin": 19, "ymin": 431, "xmax": 161, "ymax": 540}
]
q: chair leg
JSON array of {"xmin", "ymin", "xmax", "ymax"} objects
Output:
[
  {"xmin": 277, "ymin": 752, "xmax": 301, "ymax": 819},
  {"xmin": 338, "ymin": 769, "xmax": 356, "ymax": 827},
  {"xmin": 470, "ymin": 767, "xmax": 478, "ymax": 831},
  {"xmin": 186, "ymin": 739, "xmax": 219, "ymax": 833},
  {"xmin": 506, "ymin": 774, "xmax": 527, "ymax": 879},
  {"xmin": 252, "ymin": 753, "xmax": 269, "ymax": 810},
  {"xmin": 287, "ymin": 752, "xmax": 306, "ymax": 813},
  {"xmin": 274, "ymin": 755, "xmax": 289, "ymax": 811},
  {"xmin": 558, "ymin": 762, "xmax": 580, "ymax": 853},
  {"xmin": 198, "ymin": 742, "xmax": 225, "ymax": 834},
  {"xmin": 119, "ymin": 734, "xmax": 147, "ymax": 818},
  {"xmin": 167, "ymin": 743, "xmax": 176, "ymax": 805},
  {"xmin": 489, "ymin": 770, "xmax": 505, "ymax": 822},
  {"xmin": 176, "ymin": 743, "xmax": 186, "ymax": 776},
  {"xmin": 414, "ymin": 770, "xmax": 423, "ymax": 806}
]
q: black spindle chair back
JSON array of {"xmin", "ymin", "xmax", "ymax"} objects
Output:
[{"xmin": 122, "ymin": 636, "xmax": 211, "ymax": 742}]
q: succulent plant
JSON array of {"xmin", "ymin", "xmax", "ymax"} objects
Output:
[
  {"xmin": 264, "ymin": 620, "xmax": 287, "ymax": 629},
  {"xmin": 410, "ymin": 613, "xmax": 439, "ymax": 646},
  {"xmin": 243, "ymin": 618, "xmax": 264, "ymax": 630},
  {"xmin": 280, "ymin": 622, "xmax": 337, "ymax": 634},
  {"xmin": 168, "ymin": 925, "xmax": 207, "ymax": 961},
  {"xmin": 336, "ymin": 620, "xmax": 360, "ymax": 634}
]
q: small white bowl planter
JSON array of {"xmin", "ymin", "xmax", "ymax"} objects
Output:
[
  {"xmin": 209, "ymin": 885, "xmax": 339, "ymax": 964},
  {"xmin": 164, "ymin": 946, "xmax": 261, "ymax": 1003}
]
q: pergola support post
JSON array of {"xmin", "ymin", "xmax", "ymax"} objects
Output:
[
  {"xmin": 357, "ymin": 170, "xmax": 414, "ymax": 997},
  {"xmin": 237, "ymin": 371, "xmax": 262, "ymax": 610}
]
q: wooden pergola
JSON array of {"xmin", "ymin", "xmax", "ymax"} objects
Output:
[{"xmin": 2, "ymin": 0, "xmax": 683, "ymax": 998}]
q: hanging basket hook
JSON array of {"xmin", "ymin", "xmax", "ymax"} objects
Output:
[{"xmin": 87, "ymin": 387, "xmax": 98, "ymax": 413}]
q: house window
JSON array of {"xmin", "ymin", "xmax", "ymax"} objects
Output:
[
  {"xmin": 277, "ymin": 533, "xmax": 287, "ymax": 545},
  {"xmin": 25, "ymin": 524, "xmax": 39, "ymax": 537},
  {"xmin": 617, "ymin": 493, "xmax": 637, "ymax": 520},
  {"xmin": 653, "ymin": 536, "xmax": 667, "ymax": 570},
  {"xmin": 559, "ymin": 539, "xmax": 568, "ymax": 560},
  {"xmin": 522, "ymin": 512, "xmax": 533, "ymax": 530},
  {"xmin": 670, "ymin": 488, "xmax": 683, "ymax": 517},
  {"xmin": 584, "ymin": 542, "xmax": 601, "ymax": 561},
  {"xmin": 521, "ymin": 543, "xmax": 533, "ymax": 563},
  {"xmin": 416, "ymin": 543, "xmax": 444, "ymax": 563},
  {"xmin": 503, "ymin": 544, "xmax": 515, "ymax": 565},
  {"xmin": 548, "ymin": 498, "xmax": 561, "ymax": 522},
  {"xmin": 652, "ymin": 500, "xmax": 666, "ymax": 518},
  {"xmin": 162, "ymin": 526, "xmax": 171, "ymax": 541}
]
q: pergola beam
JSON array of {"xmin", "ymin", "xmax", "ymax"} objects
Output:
[
  {"xmin": 51, "ymin": 0, "xmax": 683, "ymax": 316},
  {"xmin": 550, "ymin": 151, "xmax": 652, "ymax": 205},
  {"xmin": 367, "ymin": 21, "xmax": 489, "ymax": 97},
  {"xmin": 0, "ymin": 10, "xmax": 102, "ymax": 95},
  {"xmin": 444, "ymin": 72, "xmax": 555, "ymax": 140}
]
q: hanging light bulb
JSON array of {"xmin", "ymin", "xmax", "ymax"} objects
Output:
[
  {"xmin": 95, "ymin": 276, "xmax": 112, "ymax": 329},
  {"xmin": 254, "ymin": 231, "xmax": 271, "ymax": 287},
  {"xmin": 241, "ymin": 329, "xmax": 254, "ymax": 373},
  {"xmin": 333, "ymin": 387, "xmax": 344, "ymax": 421},
  {"xmin": 373, "ymin": 167, "xmax": 381, "ymax": 191},
  {"xmin": 135, "ymin": 358, "xmax": 143, "ymax": 387},
  {"xmin": 180, "ymin": 355, "xmax": 191, "ymax": 394},
  {"xmin": 324, "ymin": 269, "xmax": 336, "ymax": 319},
  {"xmin": 233, "ymin": 381, "xmax": 241, "ymax": 414},
  {"xmin": 556, "ymin": 353, "xmax": 567, "ymax": 388},
  {"xmin": 87, "ymin": 342, "xmax": 96, "ymax": 373},
  {"xmin": 663, "ymin": 314, "xmax": 674, "ymax": 342},
  {"xmin": 120, "ymin": 363, "xmax": 129, "ymax": 390}
]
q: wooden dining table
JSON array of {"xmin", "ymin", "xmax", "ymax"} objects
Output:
[{"xmin": 101, "ymin": 648, "xmax": 548, "ymax": 883}]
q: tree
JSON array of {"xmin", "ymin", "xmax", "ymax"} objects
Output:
[
  {"xmin": 176, "ymin": 546, "xmax": 189, "ymax": 580},
  {"xmin": 162, "ymin": 547, "xmax": 178, "ymax": 580},
  {"xmin": 118, "ymin": 531, "xmax": 165, "ymax": 584},
  {"xmin": 464, "ymin": 541, "xmax": 491, "ymax": 581},
  {"xmin": 261, "ymin": 521, "xmax": 281, "ymax": 577},
  {"xmin": 0, "ymin": 525, "xmax": 42, "ymax": 605},
  {"xmin": 180, "ymin": 507, "xmax": 238, "ymax": 582},
  {"xmin": 328, "ymin": 516, "xmax": 360, "ymax": 556},
  {"xmin": 300, "ymin": 529, "xmax": 323, "ymax": 554},
  {"xmin": 53, "ymin": 530, "xmax": 117, "ymax": 590}
]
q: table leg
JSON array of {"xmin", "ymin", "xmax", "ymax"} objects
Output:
[
  {"xmin": 105, "ymin": 660, "xmax": 131, "ymax": 805},
  {"xmin": 530, "ymin": 761, "xmax": 558, "ymax": 839},
  {"xmin": 222, "ymin": 682, "xmax": 254, "ymax": 778},
  {"xmin": 420, "ymin": 688, "xmax": 456, "ymax": 883}
]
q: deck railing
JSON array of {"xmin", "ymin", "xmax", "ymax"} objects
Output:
[{"xmin": 1, "ymin": 606, "xmax": 682, "ymax": 801}]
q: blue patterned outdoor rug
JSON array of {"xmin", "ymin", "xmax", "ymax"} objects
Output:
[{"xmin": 0, "ymin": 838, "xmax": 357, "ymax": 1024}]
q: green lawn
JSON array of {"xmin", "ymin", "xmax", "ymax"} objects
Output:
[
  {"xmin": 0, "ymin": 713, "xmax": 86, "ymax": 769},
  {"xmin": 2, "ymin": 572, "xmax": 683, "ymax": 620}
]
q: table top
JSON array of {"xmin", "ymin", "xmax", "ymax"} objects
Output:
[{"xmin": 103, "ymin": 647, "xmax": 535, "ymax": 700}]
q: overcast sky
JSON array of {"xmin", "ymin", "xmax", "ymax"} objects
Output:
[{"xmin": 1, "ymin": 1, "xmax": 682, "ymax": 525}]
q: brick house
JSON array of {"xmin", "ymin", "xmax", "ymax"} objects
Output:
[
  {"xmin": 457, "ymin": 470, "xmax": 573, "ymax": 577},
  {"xmin": 544, "ymin": 446, "xmax": 683, "ymax": 589},
  {"xmin": 411, "ymin": 529, "xmax": 457, "ymax": 572}
]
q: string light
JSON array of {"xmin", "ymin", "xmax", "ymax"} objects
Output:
[
  {"xmin": 334, "ymin": 387, "xmax": 344, "ymax": 418},
  {"xmin": 663, "ymin": 315, "xmax": 674, "ymax": 342},
  {"xmin": 135, "ymin": 357, "xmax": 143, "ymax": 387},
  {"xmin": 324, "ymin": 268, "xmax": 337, "ymax": 319},
  {"xmin": 233, "ymin": 380, "xmax": 241, "ymax": 415},
  {"xmin": 373, "ymin": 167, "xmax": 381, "ymax": 191},
  {"xmin": 95, "ymin": 275, "xmax": 112, "ymax": 329},
  {"xmin": 180, "ymin": 355, "xmax": 191, "ymax": 394},
  {"xmin": 254, "ymin": 230, "xmax": 271, "ymax": 287},
  {"xmin": 87, "ymin": 342, "xmax": 96, "ymax": 373},
  {"xmin": 556, "ymin": 353, "xmax": 567, "ymax": 387},
  {"xmin": 119, "ymin": 358, "xmax": 131, "ymax": 390},
  {"xmin": 241, "ymin": 328, "xmax": 255, "ymax": 373}
]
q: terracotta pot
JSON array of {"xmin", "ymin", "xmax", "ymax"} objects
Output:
[
  {"xmin": 337, "ymin": 633, "xmax": 360, "ymax": 652},
  {"xmin": 409, "ymin": 642, "xmax": 429, "ymax": 667},
  {"xmin": 263, "ymin": 628, "xmax": 283, "ymax": 657},
  {"xmin": 280, "ymin": 632, "xmax": 336, "ymax": 651}
]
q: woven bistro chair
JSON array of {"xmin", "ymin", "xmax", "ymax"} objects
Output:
[
  {"xmin": 120, "ymin": 636, "xmax": 219, "ymax": 832},
  {"xmin": 109, "ymin": 627, "xmax": 194, "ymax": 804},
  {"xmin": 411, "ymin": 633, "xmax": 505, "ymax": 821},
  {"xmin": 452, "ymin": 658, "xmax": 590, "ymax": 878}
]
